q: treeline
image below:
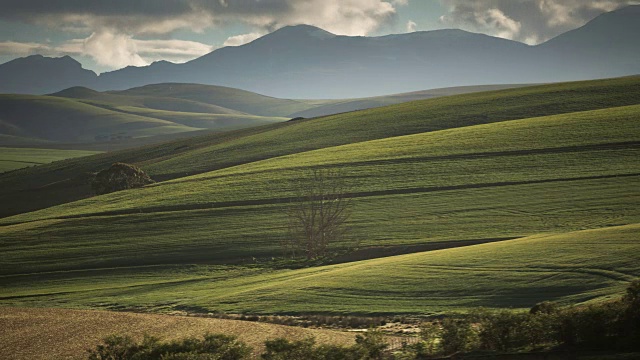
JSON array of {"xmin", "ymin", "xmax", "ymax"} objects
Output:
[
  {"xmin": 399, "ymin": 280, "xmax": 640, "ymax": 359},
  {"xmin": 87, "ymin": 281, "xmax": 640, "ymax": 360}
]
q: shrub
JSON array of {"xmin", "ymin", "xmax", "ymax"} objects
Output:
[
  {"xmin": 474, "ymin": 309, "xmax": 531, "ymax": 351},
  {"xmin": 91, "ymin": 162, "xmax": 155, "ymax": 195},
  {"xmin": 355, "ymin": 330, "xmax": 389, "ymax": 359},
  {"xmin": 261, "ymin": 338, "xmax": 318, "ymax": 360},
  {"xmin": 439, "ymin": 318, "xmax": 478, "ymax": 355},
  {"xmin": 87, "ymin": 333, "xmax": 251, "ymax": 360}
]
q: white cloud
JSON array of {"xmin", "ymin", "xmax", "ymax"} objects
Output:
[
  {"xmin": 223, "ymin": 32, "xmax": 265, "ymax": 47},
  {"xmin": 406, "ymin": 20, "xmax": 417, "ymax": 32},
  {"xmin": 440, "ymin": 0, "xmax": 638, "ymax": 44},
  {"xmin": 0, "ymin": 41, "xmax": 52, "ymax": 56},
  {"xmin": 1, "ymin": 0, "xmax": 403, "ymax": 69},
  {"xmin": 0, "ymin": 34, "xmax": 214, "ymax": 69},
  {"xmin": 82, "ymin": 31, "xmax": 148, "ymax": 68}
]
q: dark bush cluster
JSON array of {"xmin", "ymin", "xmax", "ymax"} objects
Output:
[
  {"xmin": 396, "ymin": 280, "xmax": 640, "ymax": 358},
  {"xmin": 87, "ymin": 331, "xmax": 390, "ymax": 360},
  {"xmin": 87, "ymin": 333, "xmax": 251, "ymax": 360},
  {"xmin": 241, "ymin": 314, "xmax": 388, "ymax": 329},
  {"xmin": 91, "ymin": 162, "xmax": 155, "ymax": 195}
]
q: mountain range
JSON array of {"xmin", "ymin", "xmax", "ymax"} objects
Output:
[{"xmin": 0, "ymin": 5, "xmax": 638, "ymax": 98}]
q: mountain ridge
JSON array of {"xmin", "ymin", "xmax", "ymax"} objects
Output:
[{"xmin": 1, "ymin": 6, "xmax": 638, "ymax": 98}]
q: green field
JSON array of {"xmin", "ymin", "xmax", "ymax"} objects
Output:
[
  {"xmin": 1, "ymin": 77, "xmax": 638, "ymax": 219},
  {"xmin": 0, "ymin": 147, "xmax": 101, "ymax": 173},
  {"xmin": 1, "ymin": 225, "xmax": 637, "ymax": 315},
  {"xmin": 0, "ymin": 77, "xmax": 638, "ymax": 316}
]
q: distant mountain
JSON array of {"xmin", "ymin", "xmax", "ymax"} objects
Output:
[
  {"xmin": 97, "ymin": 27, "xmax": 535, "ymax": 98},
  {"xmin": 536, "ymin": 5, "xmax": 640, "ymax": 78},
  {"xmin": 0, "ymin": 6, "xmax": 638, "ymax": 98},
  {"xmin": 0, "ymin": 55, "xmax": 97, "ymax": 94}
]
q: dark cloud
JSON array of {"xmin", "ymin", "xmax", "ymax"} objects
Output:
[
  {"xmin": 440, "ymin": 0, "xmax": 638, "ymax": 44},
  {"xmin": 0, "ymin": 0, "xmax": 394, "ymax": 35},
  {"xmin": 0, "ymin": 0, "xmax": 401, "ymax": 69}
]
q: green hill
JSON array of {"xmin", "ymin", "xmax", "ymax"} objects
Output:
[
  {"xmin": 112, "ymin": 83, "xmax": 315, "ymax": 117},
  {"xmin": 1, "ymin": 102, "xmax": 637, "ymax": 273},
  {"xmin": 289, "ymin": 84, "xmax": 532, "ymax": 118},
  {"xmin": 0, "ymin": 77, "xmax": 638, "ymax": 316},
  {"xmin": 0, "ymin": 95, "xmax": 201, "ymax": 143},
  {"xmin": 51, "ymin": 86, "xmax": 248, "ymax": 115},
  {"xmin": 1, "ymin": 224, "xmax": 637, "ymax": 315},
  {"xmin": 0, "ymin": 76, "xmax": 638, "ymax": 218},
  {"xmin": 0, "ymin": 147, "xmax": 101, "ymax": 173}
]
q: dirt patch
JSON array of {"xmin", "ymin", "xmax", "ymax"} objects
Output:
[{"xmin": 0, "ymin": 307, "xmax": 357, "ymax": 359}]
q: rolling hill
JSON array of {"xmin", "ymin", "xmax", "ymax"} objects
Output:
[
  {"xmin": 0, "ymin": 147, "xmax": 101, "ymax": 173},
  {"xmin": 0, "ymin": 76, "xmax": 638, "ymax": 317},
  {"xmin": 1, "ymin": 82, "xmax": 536, "ymax": 153},
  {"xmin": 0, "ymin": 76, "xmax": 636, "ymax": 219},
  {"xmin": 2, "ymin": 225, "xmax": 635, "ymax": 315}
]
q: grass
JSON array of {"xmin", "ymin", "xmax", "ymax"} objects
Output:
[
  {"xmin": 0, "ymin": 77, "xmax": 638, "ymax": 316},
  {"xmin": 109, "ymin": 106, "xmax": 287, "ymax": 130},
  {"xmin": 0, "ymin": 147, "xmax": 101, "ymax": 173},
  {"xmin": 0, "ymin": 104, "xmax": 637, "ymax": 275},
  {"xmin": 113, "ymin": 83, "xmax": 316, "ymax": 117},
  {"xmin": 1, "ymin": 77, "xmax": 637, "ymax": 219},
  {"xmin": 289, "ymin": 84, "xmax": 532, "ymax": 118},
  {"xmin": 0, "ymin": 94, "xmax": 202, "ymax": 143},
  {"xmin": 1, "ymin": 225, "xmax": 637, "ymax": 315}
]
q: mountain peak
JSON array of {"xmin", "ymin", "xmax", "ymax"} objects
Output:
[{"xmin": 262, "ymin": 24, "xmax": 336, "ymax": 41}]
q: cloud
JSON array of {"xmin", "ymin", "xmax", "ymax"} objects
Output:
[
  {"xmin": 0, "ymin": 0, "xmax": 400, "ymax": 36},
  {"xmin": 0, "ymin": 41, "xmax": 52, "ymax": 56},
  {"xmin": 439, "ymin": 0, "xmax": 638, "ymax": 44},
  {"xmin": 406, "ymin": 20, "xmax": 417, "ymax": 32},
  {"xmin": 0, "ymin": 0, "xmax": 402, "ymax": 69},
  {"xmin": 0, "ymin": 35, "xmax": 214, "ymax": 69},
  {"xmin": 223, "ymin": 32, "xmax": 266, "ymax": 47}
]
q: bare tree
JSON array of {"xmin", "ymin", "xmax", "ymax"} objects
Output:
[{"xmin": 284, "ymin": 168, "xmax": 354, "ymax": 260}]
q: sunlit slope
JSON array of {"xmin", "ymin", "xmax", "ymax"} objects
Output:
[
  {"xmin": 1, "ymin": 105, "xmax": 637, "ymax": 274},
  {"xmin": 113, "ymin": 83, "xmax": 315, "ymax": 117},
  {"xmin": 0, "ymin": 95, "xmax": 201, "ymax": 143},
  {"xmin": 144, "ymin": 76, "xmax": 640, "ymax": 177},
  {"xmin": 289, "ymin": 84, "xmax": 531, "ymax": 118},
  {"xmin": 1, "ymin": 225, "xmax": 638, "ymax": 315},
  {"xmin": 198, "ymin": 224, "xmax": 640, "ymax": 314},
  {"xmin": 0, "ymin": 77, "xmax": 638, "ymax": 218},
  {"xmin": 51, "ymin": 86, "xmax": 245, "ymax": 115},
  {"xmin": 0, "ymin": 147, "xmax": 101, "ymax": 173},
  {"xmin": 107, "ymin": 107, "xmax": 287, "ymax": 130}
]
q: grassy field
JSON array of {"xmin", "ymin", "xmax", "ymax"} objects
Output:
[
  {"xmin": 289, "ymin": 84, "xmax": 532, "ymax": 118},
  {"xmin": 1, "ymin": 225, "xmax": 637, "ymax": 314},
  {"xmin": 1, "ymin": 77, "xmax": 637, "ymax": 219},
  {"xmin": 0, "ymin": 147, "xmax": 101, "ymax": 173},
  {"xmin": 0, "ymin": 95, "xmax": 202, "ymax": 143},
  {"xmin": 0, "ymin": 77, "xmax": 638, "ymax": 317},
  {"xmin": 0, "ymin": 307, "xmax": 357, "ymax": 359}
]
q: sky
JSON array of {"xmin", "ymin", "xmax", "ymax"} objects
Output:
[{"xmin": 0, "ymin": 0, "xmax": 637, "ymax": 74}]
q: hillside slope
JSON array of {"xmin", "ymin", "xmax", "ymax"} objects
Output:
[
  {"xmin": 0, "ymin": 77, "xmax": 638, "ymax": 219},
  {"xmin": 1, "ymin": 103, "xmax": 638, "ymax": 275},
  {"xmin": 1, "ymin": 225, "xmax": 637, "ymax": 315},
  {"xmin": 0, "ymin": 95, "xmax": 200, "ymax": 143}
]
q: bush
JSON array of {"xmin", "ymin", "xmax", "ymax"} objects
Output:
[
  {"xmin": 440, "ymin": 318, "xmax": 478, "ymax": 355},
  {"xmin": 91, "ymin": 162, "xmax": 155, "ymax": 195},
  {"xmin": 474, "ymin": 309, "xmax": 531, "ymax": 351},
  {"xmin": 87, "ymin": 333, "xmax": 251, "ymax": 360},
  {"xmin": 261, "ymin": 338, "xmax": 317, "ymax": 360}
]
